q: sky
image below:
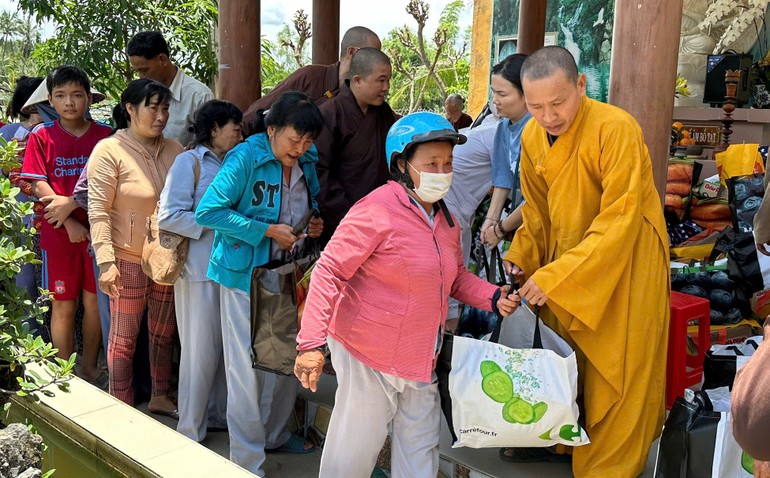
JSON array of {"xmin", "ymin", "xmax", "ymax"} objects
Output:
[{"xmin": 0, "ymin": 0, "xmax": 474, "ymax": 44}]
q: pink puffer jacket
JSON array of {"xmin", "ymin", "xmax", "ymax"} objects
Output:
[{"xmin": 297, "ymin": 181, "xmax": 498, "ymax": 383}]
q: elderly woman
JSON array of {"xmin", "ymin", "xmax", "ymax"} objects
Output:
[
  {"xmin": 157, "ymin": 100, "xmax": 243, "ymax": 441},
  {"xmin": 88, "ymin": 78, "xmax": 182, "ymax": 415},
  {"xmin": 295, "ymin": 112, "xmax": 520, "ymax": 478},
  {"xmin": 195, "ymin": 91, "xmax": 324, "ymax": 476}
]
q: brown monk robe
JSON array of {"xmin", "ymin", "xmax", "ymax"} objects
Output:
[
  {"xmin": 314, "ymin": 48, "xmax": 398, "ymax": 243},
  {"xmin": 242, "ymin": 26, "xmax": 381, "ymax": 136}
]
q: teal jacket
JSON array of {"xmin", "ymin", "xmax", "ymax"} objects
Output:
[{"xmin": 195, "ymin": 132, "xmax": 320, "ymax": 293}]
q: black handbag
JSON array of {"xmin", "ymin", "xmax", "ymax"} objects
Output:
[
  {"xmin": 655, "ymin": 393, "xmax": 722, "ymax": 478},
  {"xmin": 702, "ymin": 338, "xmax": 762, "ymax": 390},
  {"xmin": 249, "ymin": 242, "xmax": 319, "ymax": 375}
]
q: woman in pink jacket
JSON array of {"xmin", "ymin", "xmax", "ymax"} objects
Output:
[{"xmin": 295, "ymin": 112, "xmax": 520, "ymax": 478}]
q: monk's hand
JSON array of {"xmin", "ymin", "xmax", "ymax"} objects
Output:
[
  {"xmin": 758, "ymin": 242, "xmax": 770, "ymax": 256},
  {"xmin": 267, "ymin": 223, "xmax": 302, "ymax": 250},
  {"xmin": 520, "ymin": 278, "xmax": 548, "ymax": 306},
  {"xmin": 307, "ymin": 217, "xmax": 323, "ymax": 238},
  {"xmin": 294, "ymin": 348, "xmax": 325, "ymax": 392},
  {"xmin": 496, "ymin": 285, "xmax": 521, "ymax": 316}
]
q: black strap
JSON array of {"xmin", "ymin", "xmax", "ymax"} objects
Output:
[
  {"xmin": 532, "ymin": 306, "xmax": 543, "ymax": 349},
  {"xmin": 490, "ymin": 304, "xmax": 543, "ymax": 349}
]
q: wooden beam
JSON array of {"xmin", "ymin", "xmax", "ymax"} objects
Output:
[
  {"xmin": 468, "ymin": 0, "xmax": 493, "ymax": 117},
  {"xmin": 312, "ymin": 0, "xmax": 340, "ymax": 65},
  {"xmin": 609, "ymin": 0, "xmax": 684, "ymax": 202},
  {"xmin": 517, "ymin": 0, "xmax": 547, "ymax": 55},
  {"xmin": 217, "ymin": 0, "xmax": 261, "ymax": 112}
]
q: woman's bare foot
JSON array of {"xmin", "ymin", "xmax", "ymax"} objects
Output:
[{"xmin": 148, "ymin": 395, "xmax": 178, "ymax": 419}]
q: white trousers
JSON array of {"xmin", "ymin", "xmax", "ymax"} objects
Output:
[
  {"xmin": 220, "ymin": 286, "xmax": 298, "ymax": 476},
  {"xmin": 175, "ymin": 279, "xmax": 228, "ymax": 442},
  {"xmin": 320, "ymin": 338, "xmax": 440, "ymax": 478}
]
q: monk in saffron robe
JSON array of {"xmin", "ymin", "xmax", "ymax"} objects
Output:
[{"xmin": 502, "ymin": 46, "xmax": 670, "ymax": 477}]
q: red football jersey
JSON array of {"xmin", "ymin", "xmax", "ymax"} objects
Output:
[{"xmin": 20, "ymin": 120, "xmax": 112, "ymax": 248}]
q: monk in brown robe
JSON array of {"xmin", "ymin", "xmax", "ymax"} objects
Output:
[
  {"xmin": 314, "ymin": 48, "xmax": 398, "ymax": 242},
  {"xmin": 242, "ymin": 26, "xmax": 381, "ymax": 136}
]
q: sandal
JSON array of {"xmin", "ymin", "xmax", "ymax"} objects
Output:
[
  {"xmin": 266, "ymin": 434, "xmax": 315, "ymax": 454},
  {"xmin": 148, "ymin": 396, "xmax": 179, "ymax": 421},
  {"xmin": 499, "ymin": 447, "xmax": 571, "ymax": 463},
  {"xmin": 148, "ymin": 408, "xmax": 179, "ymax": 420}
]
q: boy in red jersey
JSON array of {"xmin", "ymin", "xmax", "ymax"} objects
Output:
[{"xmin": 20, "ymin": 66, "xmax": 112, "ymax": 382}]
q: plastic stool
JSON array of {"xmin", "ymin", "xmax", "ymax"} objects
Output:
[{"xmin": 666, "ymin": 291, "xmax": 711, "ymax": 409}]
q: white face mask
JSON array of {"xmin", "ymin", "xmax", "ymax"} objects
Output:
[{"xmin": 408, "ymin": 162, "xmax": 453, "ymax": 203}]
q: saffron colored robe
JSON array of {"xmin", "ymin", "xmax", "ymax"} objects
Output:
[{"xmin": 505, "ymin": 97, "xmax": 670, "ymax": 478}]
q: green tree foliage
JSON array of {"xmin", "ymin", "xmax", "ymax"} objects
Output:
[
  {"xmin": 261, "ymin": 37, "xmax": 292, "ymax": 96},
  {"xmin": 17, "ymin": 0, "xmax": 218, "ymax": 99},
  {"xmin": 0, "ymin": 10, "xmax": 43, "ymax": 120},
  {"xmin": 384, "ymin": 0, "xmax": 470, "ymax": 114},
  {"xmin": 0, "ymin": 139, "xmax": 74, "ymax": 405},
  {"xmin": 276, "ymin": 9, "xmax": 312, "ymax": 69}
]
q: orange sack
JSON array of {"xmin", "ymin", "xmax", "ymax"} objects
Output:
[
  {"xmin": 690, "ymin": 202, "xmax": 731, "ymax": 221},
  {"xmin": 665, "ymin": 194, "xmax": 683, "ymax": 209},
  {"xmin": 666, "ymin": 181, "xmax": 692, "ymax": 196},
  {"xmin": 667, "ymin": 162, "xmax": 694, "ymax": 183}
]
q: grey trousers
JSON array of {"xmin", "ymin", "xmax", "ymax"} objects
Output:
[
  {"xmin": 220, "ymin": 286, "xmax": 297, "ymax": 476},
  {"xmin": 175, "ymin": 279, "xmax": 227, "ymax": 442},
  {"xmin": 320, "ymin": 338, "xmax": 441, "ymax": 478}
]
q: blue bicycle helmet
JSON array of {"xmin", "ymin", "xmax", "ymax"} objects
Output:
[{"xmin": 385, "ymin": 112, "xmax": 467, "ymax": 171}]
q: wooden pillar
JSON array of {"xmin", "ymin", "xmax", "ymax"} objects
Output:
[
  {"xmin": 517, "ymin": 0, "xmax": 547, "ymax": 55},
  {"xmin": 468, "ymin": 0, "xmax": 493, "ymax": 118},
  {"xmin": 609, "ymin": 0, "xmax": 684, "ymax": 201},
  {"xmin": 217, "ymin": 0, "xmax": 261, "ymax": 112},
  {"xmin": 312, "ymin": 0, "xmax": 340, "ymax": 65}
]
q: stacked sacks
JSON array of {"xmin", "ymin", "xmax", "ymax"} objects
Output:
[
  {"xmin": 690, "ymin": 196, "xmax": 732, "ymax": 231},
  {"xmin": 672, "ymin": 268, "xmax": 742, "ymax": 325},
  {"xmin": 665, "ymin": 159, "xmax": 696, "ymax": 219},
  {"xmin": 690, "ymin": 172, "xmax": 731, "ymax": 231}
]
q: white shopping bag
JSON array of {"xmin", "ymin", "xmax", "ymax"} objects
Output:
[
  {"xmin": 712, "ymin": 412, "xmax": 756, "ymax": 477},
  {"xmin": 443, "ymin": 305, "xmax": 589, "ymax": 448}
]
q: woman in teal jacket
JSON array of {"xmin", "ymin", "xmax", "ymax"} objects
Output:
[{"xmin": 196, "ymin": 91, "xmax": 324, "ymax": 475}]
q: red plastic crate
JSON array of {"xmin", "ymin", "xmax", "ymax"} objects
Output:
[{"xmin": 666, "ymin": 291, "xmax": 711, "ymax": 409}]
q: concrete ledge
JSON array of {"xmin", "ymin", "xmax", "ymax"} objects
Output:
[{"xmin": 9, "ymin": 364, "xmax": 255, "ymax": 478}]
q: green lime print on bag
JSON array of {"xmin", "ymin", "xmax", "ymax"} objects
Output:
[
  {"xmin": 479, "ymin": 360, "xmax": 548, "ymax": 424},
  {"xmin": 742, "ymin": 451, "xmax": 754, "ymax": 474}
]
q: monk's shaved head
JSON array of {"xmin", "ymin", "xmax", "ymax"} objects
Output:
[
  {"xmin": 520, "ymin": 45, "xmax": 586, "ymax": 137},
  {"xmin": 340, "ymin": 26, "xmax": 381, "ymax": 58},
  {"xmin": 521, "ymin": 46, "xmax": 579, "ymax": 83},
  {"xmin": 349, "ymin": 48, "xmax": 391, "ymax": 79}
]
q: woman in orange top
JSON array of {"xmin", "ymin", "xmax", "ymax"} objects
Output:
[{"xmin": 88, "ymin": 79, "xmax": 182, "ymax": 416}]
